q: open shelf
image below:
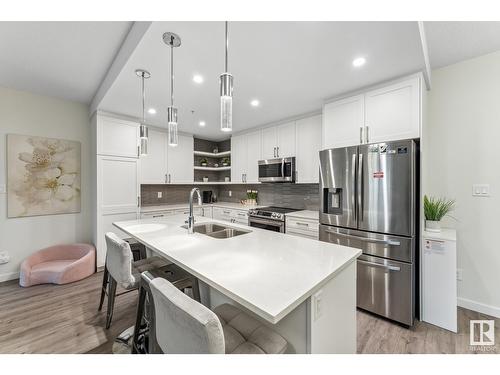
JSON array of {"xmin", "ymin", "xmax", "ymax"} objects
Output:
[
  {"xmin": 194, "ymin": 166, "xmax": 231, "ymax": 171},
  {"xmin": 194, "ymin": 150, "xmax": 231, "ymax": 157}
]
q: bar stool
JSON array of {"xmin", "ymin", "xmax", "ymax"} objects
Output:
[
  {"xmin": 147, "ymin": 275, "xmax": 288, "ymax": 354},
  {"xmin": 98, "ymin": 232, "xmax": 196, "ymax": 329},
  {"xmin": 131, "ymin": 267, "xmax": 200, "ymax": 353}
]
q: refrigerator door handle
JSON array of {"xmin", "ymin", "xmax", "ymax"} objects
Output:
[
  {"xmin": 358, "ymin": 153, "xmax": 364, "ymax": 222},
  {"xmin": 351, "ymin": 153, "xmax": 357, "ymax": 221},
  {"xmin": 358, "ymin": 259, "xmax": 401, "ymax": 272},
  {"xmin": 323, "ymin": 228, "xmax": 401, "ymax": 246}
]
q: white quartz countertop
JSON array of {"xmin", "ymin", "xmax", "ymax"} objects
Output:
[
  {"xmin": 114, "ymin": 215, "xmax": 361, "ymax": 324},
  {"xmin": 141, "ymin": 202, "xmax": 263, "ymax": 213},
  {"xmin": 286, "ymin": 210, "xmax": 319, "ymax": 221}
]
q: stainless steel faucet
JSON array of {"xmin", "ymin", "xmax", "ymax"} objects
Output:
[{"xmin": 187, "ymin": 187, "xmax": 202, "ymax": 234}]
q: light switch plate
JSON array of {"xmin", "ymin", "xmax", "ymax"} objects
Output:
[
  {"xmin": 157, "ymin": 192, "xmax": 163, "ymax": 199},
  {"xmin": 0, "ymin": 184, "xmax": 6, "ymax": 194},
  {"xmin": 472, "ymin": 184, "xmax": 490, "ymax": 197}
]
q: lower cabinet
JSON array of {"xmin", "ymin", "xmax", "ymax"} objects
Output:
[
  {"xmin": 212, "ymin": 207, "xmax": 248, "ymax": 225},
  {"xmin": 285, "ymin": 216, "xmax": 319, "ymax": 240}
]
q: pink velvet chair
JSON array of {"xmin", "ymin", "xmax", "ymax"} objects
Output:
[{"xmin": 20, "ymin": 244, "xmax": 96, "ymax": 287}]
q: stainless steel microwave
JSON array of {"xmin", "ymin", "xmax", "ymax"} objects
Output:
[{"xmin": 258, "ymin": 157, "xmax": 295, "ymax": 182}]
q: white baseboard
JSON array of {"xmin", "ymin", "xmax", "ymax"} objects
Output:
[
  {"xmin": 458, "ymin": 297, "xmax": 500, "ymax": 318},
  {"xmin": 0, "ymin": 271, "xmax": 19, "ymax": 283}
]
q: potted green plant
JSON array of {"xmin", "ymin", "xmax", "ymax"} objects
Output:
[
  {"xmin": 424, "ymin": 195, "xmax": 455, "ymax": 233},
  {"xmin": 246, "ymin": 190, "xmax": 258, "ymax": 205},
  {"xmin": 200, "ymin": 158, "xmax": 208, "ymax": 167},
  {"xmin": 222, "ymin": 157, "xmax": 230, "ymax": 167}
]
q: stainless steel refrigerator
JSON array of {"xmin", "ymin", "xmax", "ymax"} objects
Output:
[{"xmin": 319, "ymin": 139, "xmax": 418, "ymax": 326}]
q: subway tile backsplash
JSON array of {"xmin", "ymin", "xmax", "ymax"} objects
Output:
[{"xmin": 141, "ymin": 183, "xmax": 319, "ymax": 210}]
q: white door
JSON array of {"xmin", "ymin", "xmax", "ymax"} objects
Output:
[
  {"xmin": 167, "ymin": 134, "xmax": 194, "ymax": 183},
  {"xmin": 295, "ymin": 115, "xmax": 322, "ymax": 183},
  {"xmin": 261, "ymin": 126, "xmax": 277, "ymax": 159},
  {"xmin": 231, "ymin": 134, "xmax": 247, "ymax": 183},
  {"xmin": 97, "ymin": 116, "xmax": 139, "ymax": 158},
  {"xmin": 322, "ymin": 95, "xmax": 364, "ymax": 149},
  {"xmin": 245, "ymin": 130, "xmax": 262, "ymax": 183},
  {"xmin": 364, "ymin": 77, "xmax": 420, "ymax": 143},
  {"xmin": 276, "ymin": 121, "xmax": 296, "ymax": 157},
  {"xmin": 140, "ymin": 129, "xmax": 167, "ymax": 184}
]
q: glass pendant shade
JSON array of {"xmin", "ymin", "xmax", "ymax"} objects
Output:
[
  {"xmin": 139, "ymin": 124, "xmax": 148, "ymax": 139},
  {"xmin": 167, "ymin": 106, "xmax": 178, "ymax": 147},
  {"xmin": 220, "ymin": 73, "xmax": 233, "ymax": 132},
  {"xmin": 140, "ymin": 138, "xmax": 148, "ymax": 156}
]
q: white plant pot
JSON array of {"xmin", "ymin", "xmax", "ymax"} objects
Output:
[{"xmin": 426, "ymin": 220, "xmax": 441, "ymax": 233}]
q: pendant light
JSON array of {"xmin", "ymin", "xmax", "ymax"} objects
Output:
[
  {"xmin": 135, "ymin": 69, "xmax": 151, "ymax": 156},
  {"xmin": 220, "ymin": 21, "xmax": 233, "ymax": 132},
  {"xmin": 163, "ymin": 32, "xmax": 181, "ymax": 147}
]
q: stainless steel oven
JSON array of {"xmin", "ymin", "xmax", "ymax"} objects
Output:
[
  {"xmin": 248, "ymin": 206, "xmax": 300, "ymax": 233},
  {"xmin": 258, "ymin": 157, "xmax": 295, "ymax": 183}
]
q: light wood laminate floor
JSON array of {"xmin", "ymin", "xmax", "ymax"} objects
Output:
[{"xmin": 0, "ymin": 272, "xmax": 498, "ymax": 354}]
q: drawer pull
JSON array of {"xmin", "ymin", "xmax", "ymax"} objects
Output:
[
  {"xmin": 358, "ymin": 259, "xmax": 400, "ymax": 272},
  {"xmin": 152, "ymin": 214, "xmax": 164, "ymax": 218},
  {"xmin": 296, "ymin": 222, "xmax": 309, "ymax": 227},
  {"xmin": 223, "ymin": 210, "xmax": 231, "ymax": 214}
]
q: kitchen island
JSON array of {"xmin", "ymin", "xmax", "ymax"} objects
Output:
[{"xmin": 114, "ymin": 214, "xmax": 361, "ymax": 354}]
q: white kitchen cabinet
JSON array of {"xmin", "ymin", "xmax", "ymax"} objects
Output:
[
  {"xmin": 286, "ymin": 216, "xmax": 319, "ymax": 240},
  {"xmin": 97, "ymin": 115, "xmax": 139, "ymax": 158},
  {"xmin": 322, "ymin": 75, "xmax": 422, "ymax": 149},
  {"xmin": 364, "ymin": 77, "xmax": 420, "ymax": 143},
  {"xmin": 261, "ymin": 122, "xmax": 296, "ymax": 159},
  {"xmin": 213, "ymin": 207, "xmax": 233, "ymax": 222},
  {"xmin": 295, "ymin": 115, "xmax": 322, "ymax": 183},
  {"xmin": 96, "ymin": 155, "xmax": 139, "ymax": 267},
  {"xmin": 322, "ymin": 95, "xmax": 364, "ymax": 149},
  {"xmin": 245, "ymin": 130, "xmax": 262, "ymax": 183},
  {"xmin": 166, "ymin": 134, "xmax": 194, "ymax": 183},
  {"xmin": 231, "ymin": 134, "xmax": 247, "ymax": 183},
  {"xmin": 212, "ymin": 207, "xmax": 248, "ymax": 225},
  {"xmin": 140, "ymin": 129, "xmax": 167, "ymax": 184},
  {"xmin": 276, "ymin": 122, "xmax": 296, "ymax": 157},
  {"xmin": 231, "ymin": 130, "xmax": 262, "ymax": 183},
  {"xmin": 140, "ymin": 210, "xmax": 175, "ymax": 219}
]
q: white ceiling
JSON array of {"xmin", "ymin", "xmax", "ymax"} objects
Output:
[
  {"xmin": 424, "ymin": 21, "xmax": 500, "ymax": 69},
  {"xmin": 99, "ymin": 21, "xmax": 425, "ymax": 140},
  {"xmin": 0, "ymin": 21, "xmax": 132, "ymax": 103}
]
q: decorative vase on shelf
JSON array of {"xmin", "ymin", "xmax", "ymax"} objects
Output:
[
  {"xmin": 203, "ymin": 177, "xmax": 208, "ymax": 182},
  {"xmin": 425, "ymin": 220, "xmax": 441, "ymax": 233}
]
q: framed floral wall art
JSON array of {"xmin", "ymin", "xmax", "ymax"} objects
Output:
[{"xmin": 7, "ymin": 134, "xmax": 81, "ymax": 218}]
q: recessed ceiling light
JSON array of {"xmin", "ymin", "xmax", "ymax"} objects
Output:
[
  {"xmin": 148, "ymin": 108, "xmax": 156, "ymax": 115},
  {"xmin": 193, "ymin": 74, "xmax": 204, "ymax": 84},
  {"xmin": 199, "ymin": 121, "xmax": 206, "ymax": 127},
  {"xmin": 250, "ymin": 99, "xmax": 260, "ymax": 107},
  {"xmin": 352, "ymin": 57, "xmax": 366, "ymax": 67}
]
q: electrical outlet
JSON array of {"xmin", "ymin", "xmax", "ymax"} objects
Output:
[
  {"xmin": 228, "ymin": 190, "xmax": 232, "ymax": 197},
  {"xmin": 457, "ymin": 268, "xmax": 463, "ymax": 281},
  {"xmin": 157, "ymin": 192, "xmax": 163, "ymax": 199},
  {"xmin": 0, "ymin": 251, "xmax": 10, "ymax": 265},
  {"xmin": 472, "ymin": 184, "xmax": 490, "ymax": 197},
  {"xmin": 0, "ymin": 184, "xmax": 6, "ymax": 194}
]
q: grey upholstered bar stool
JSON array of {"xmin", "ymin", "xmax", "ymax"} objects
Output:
[
  {"xmin": 148, "ymin": 275, "xmax": 288, "ymax": 354},
  {"xmin": 99, "ymin": 232, "xmax": 198, "ymax": 329}
]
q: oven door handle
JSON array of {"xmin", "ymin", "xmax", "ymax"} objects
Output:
[
  {"xmin": 281, "ymin": 158, "xmax": 285, "ymax": 178},
  {"xmin": 249, "ymin": 217, "xmax": 284, "ymax": 227},
  {"xmin": 358, "ymin": 259, "xmax": 401, "ymax": 272},
  {"xmin": 324, "ymin": 228, "xmax": 401, "ymax": 246}
]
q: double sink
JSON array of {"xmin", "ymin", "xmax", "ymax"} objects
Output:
[{"xmin": 182, "ymin": 222, "xmax": 251, "ymax": 239}]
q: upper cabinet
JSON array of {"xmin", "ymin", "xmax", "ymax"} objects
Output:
[
  {"xmin": 167, "ymin": 134, "xmax": 194, "ymax": 184},
  {"xmin": 322, "ymin": 75, "xmax": 421, "ymax": 149},
  {"xmin": 364, "ymin": 77, "xmax": 420, "ymax": 143},
  {"xmin": 296, "ymin": 114, "xmax": 322, "ymax": 183},
  {"xmin": 322, "ymin": 95, "xmax": 364, "ymax": 149},
  {"xmin": 97, "ymin": 115, "xmax": 139, "ymax": 158},
  {"xmin": 139, "ymin": 129, "xmax": 194, "ymax": 184},
  {"xmin": 231, "ymin": 129, "xmax": 262, "ymax": 183},
  {"xmin": 261, "ymin": 121, "xmax": 296, "ymax": 159}
]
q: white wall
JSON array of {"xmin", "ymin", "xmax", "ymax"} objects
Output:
[
  {"xmin": 425, "ymin": 51, "xmax": 500, "ymax": 317},
  {"xmin": 0, "ymin": 87, "xmax": 92, "ymax": 281}
]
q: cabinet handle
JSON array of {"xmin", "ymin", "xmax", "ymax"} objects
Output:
[
  {"xmin": 277, "ymin": 146, "xmax": 279, "ymax": 157},
  {"xmin": 152, "ymin": 214, "xmax": 164, "ymax": 218},
  {"xmin": 223, "ymin": 210, "xmax": 231, "ymax": 214},
  {"xmin": 137, "ymin": 146, "xmax": 140, "ymax": 157},
  {"xmin": 365, "ymin": 125, "xmax": 369, "ymax": 143},
  {"xmin": 137, "ymin": 196, "xmax": 140, "ymax": 207},
  {"xmin": 359, "ymin": 127, "xmax": 363, "ymax": 144},
  {"xmin": 296, "ymin": 222, "xmax": 309, "ymax": 227},
  {"xmin": 273, "ymin": 147, "xmax": 276, "ymax": 158},
  {"xmin": 241, "ymin": 173, "xmax": 244, "ymax": 182},
  {"xmin": 165, "ymin": 174, "xmax": 168, "ymax": 183},
  {"xmin": 168, "ymin": 174, "xmax": 171, "ymax": 183}
]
